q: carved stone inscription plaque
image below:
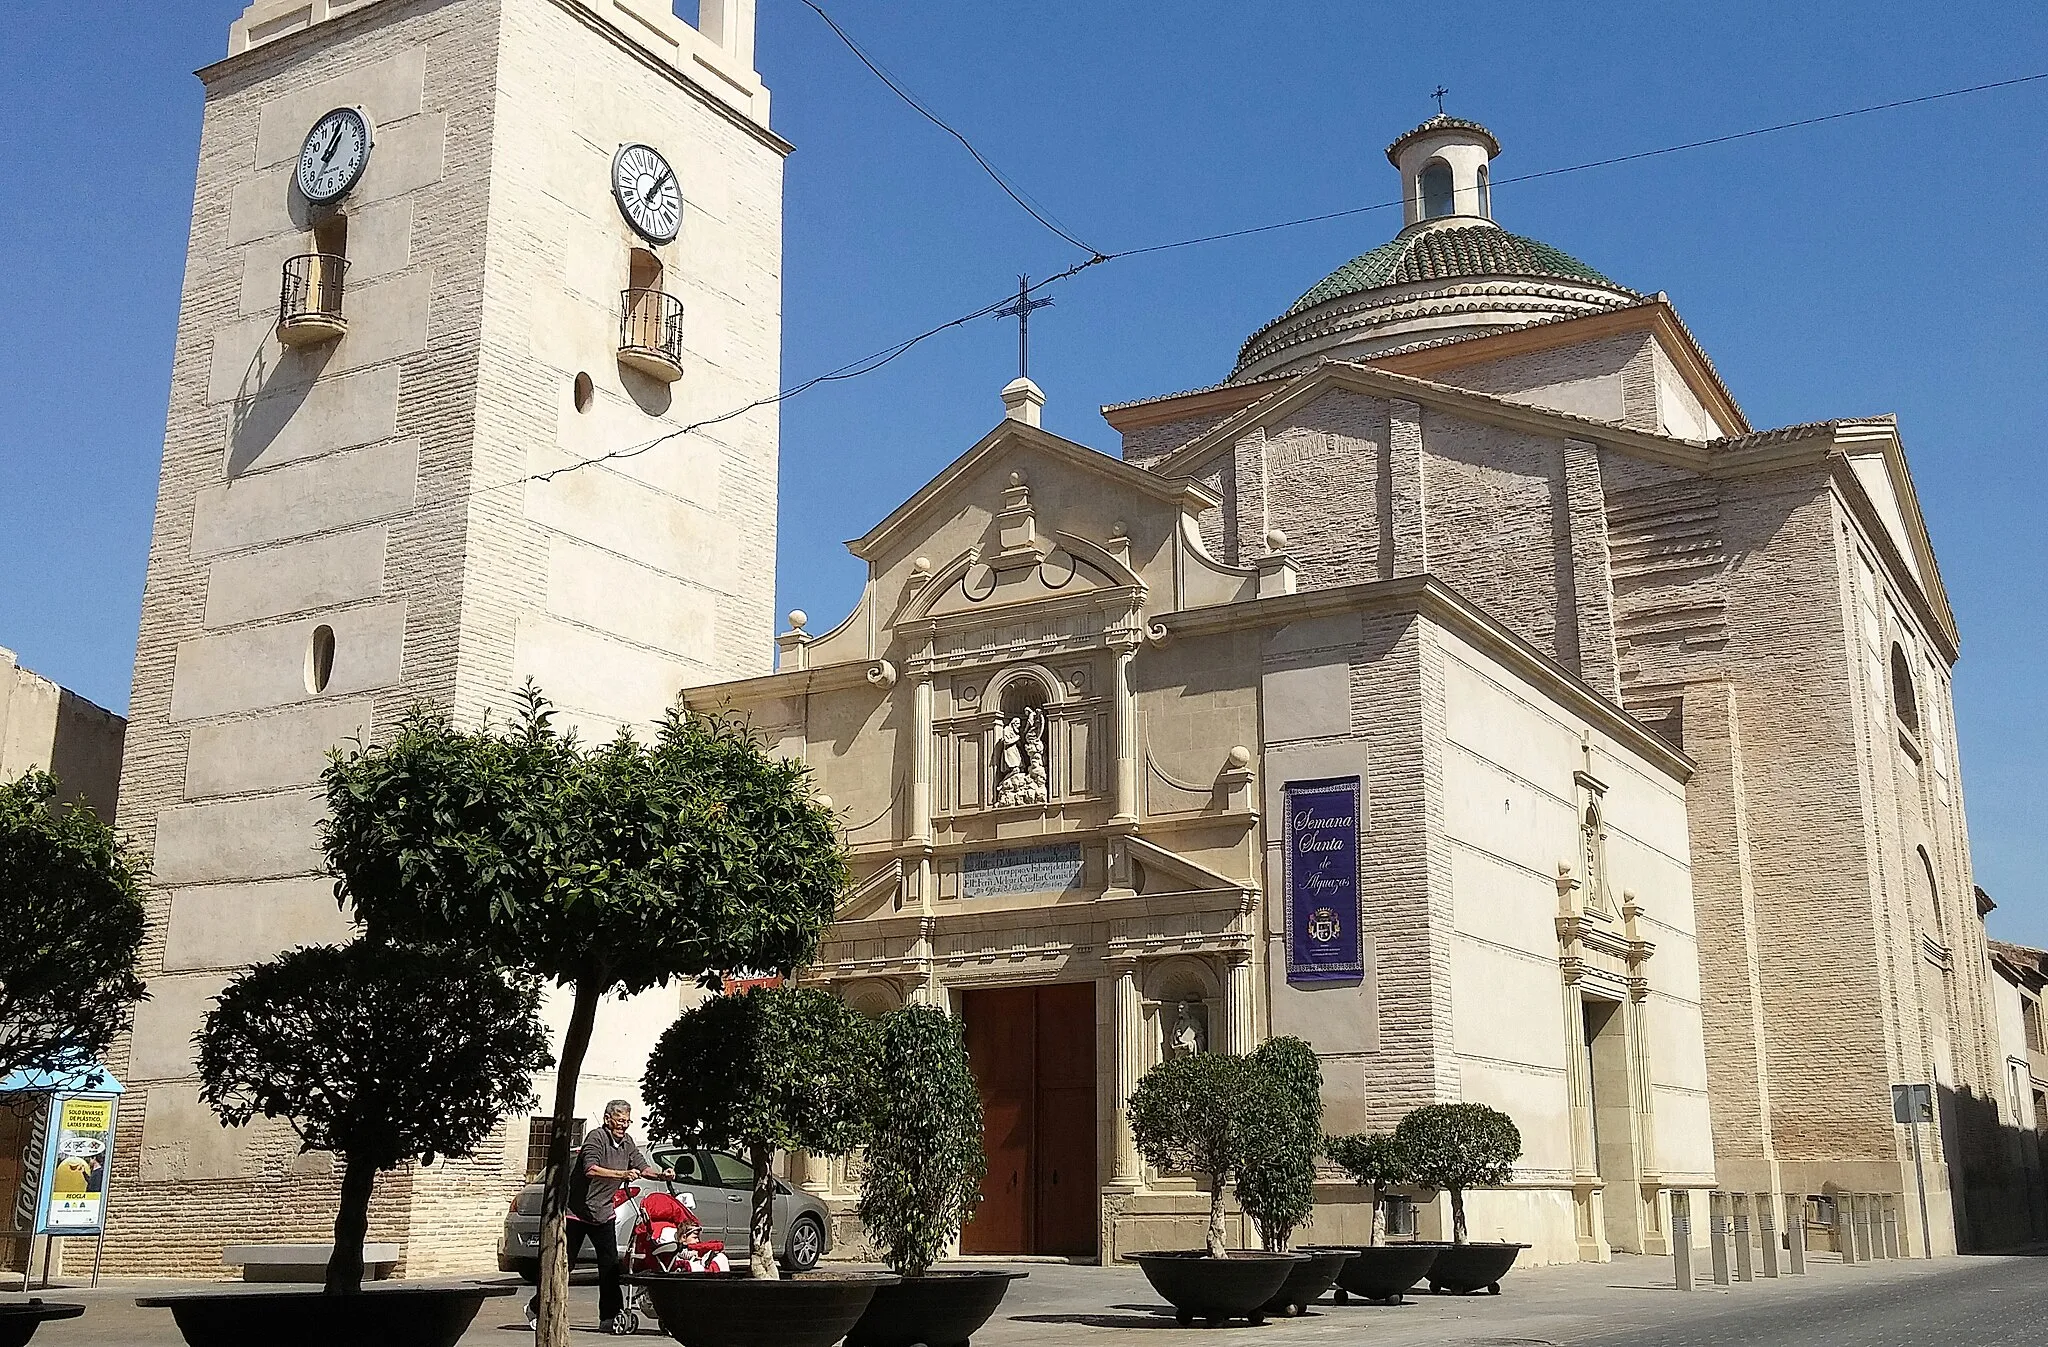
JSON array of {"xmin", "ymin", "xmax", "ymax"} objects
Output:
[{"xmin": 962, "ymin": 843, "xmax": 1084, "ymax": 898}]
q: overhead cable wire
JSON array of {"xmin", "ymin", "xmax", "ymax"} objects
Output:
[
  {"xmin": 798, "ymin": 0, "xmax": 1107, "ymax": 259},
  {"xmin": 518, "ymin": 68, "xmax": 2047, "ymax": 488}
]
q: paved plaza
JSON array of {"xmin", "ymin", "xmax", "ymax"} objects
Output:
[{"xmin": 15, "ymin": 1250, "xmax": 2048, "ymax": 1346}]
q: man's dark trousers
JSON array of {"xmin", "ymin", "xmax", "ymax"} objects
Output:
[{"xmin": 566, "ymin": 1215, "xmax": 624, "ymax": 1323}]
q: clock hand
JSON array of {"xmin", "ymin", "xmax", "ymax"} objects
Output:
[
  {"xmin": 322, "ymin": 125, "xmax": 344, "ymax": 166},
  {"xmin": 643, "ymin": 168, "xmax": 673, "ymax": 204}
]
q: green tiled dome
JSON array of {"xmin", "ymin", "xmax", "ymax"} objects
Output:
[{"xmin": 1283, "ymin": 223, "xmax": 1627, "ymax": 319}]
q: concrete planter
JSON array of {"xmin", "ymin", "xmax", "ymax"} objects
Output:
[
  {"xmin": 628, "ymin": 1271, "xmax": 898, "ymax": 1347},
  {"xmin": 845, "ymin": 1269, "xmax": 1026, "ymax": 1347},
  {"xmin": 1260, "ymin": 1248, "xmax": 1350, "ymax": 1316},
  {"xmin": 0, "ymin": 1299, "xmax": 84, "ymax": 1347},
  {"xmin": 1314, "ymin": 1243, "xmax": 1443, "ymax": 1304},
  {"xmin": 134, "ymin": 1284, "xmax": 514, "ymax": 1347},
  {"xmin": 1426, "ymin": 1241, "xmax": 1527, "ymax": 1295},
  {"xmin": 1125, "ymin": 1251, "xmax": 1304, "ymax": 1327}
]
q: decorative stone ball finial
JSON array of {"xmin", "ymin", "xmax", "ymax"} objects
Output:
[
  {"xmin": 1227, "ymin": 745, "xmax": 1252, "ymax": 770},
  {"xmin": 814, "ymin": 795, "xmax": 832, "ymax": 813},
  {"xmin": 1009, "ymin": 472, "xmax": 1024, "ymax": 487},
  {"xmin": 1111, "ymin": 519, "xmax": 1128, "ymax": 540},
  {"xmin": 787, "ymin": 610, "xmax": 808, "ymax": 632},
  {"xmin": 912, "ymin": 556, "xmax": 932, "ymax": 575},
  {"xmin": 1265, "ymin": 529, "xmax": 1288, "ymax": 553}
]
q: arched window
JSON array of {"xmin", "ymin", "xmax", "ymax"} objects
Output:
[
  {"xmin": 1420, "ymin": 160, "xmax": 1456, "ymax": 219},
  {"xmin": 1891, "ymin": 644, "xmax": 1920, "ymax": 735},
  {"xmin": 1918, "ymin": 847, "xmax": 1946, "ymax": 945},
  {"xmin": 1477, "ymin": 163, "xmax": 1492, "ymax": 219}
]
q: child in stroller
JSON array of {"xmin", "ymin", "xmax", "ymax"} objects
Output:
[{"xmin": 522, "ymin": 1179, "xmax": 730, "ymax": 1333}]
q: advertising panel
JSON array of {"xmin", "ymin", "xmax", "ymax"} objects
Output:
[{"xmin": 34, "ymin": 1095, "xmax": 117, "ymax": 1236}]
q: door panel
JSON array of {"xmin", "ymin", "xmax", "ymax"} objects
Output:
[
  {"xmin": 962, "ymin": 986, "xmax": 1037, "ymax": 1254},
  {"xmin": 1034, "ymin": 982, "xmax": 1099, "ymax": 1256}
]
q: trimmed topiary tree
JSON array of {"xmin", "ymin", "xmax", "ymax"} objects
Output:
[
  {"xmin": 1128, "ymin": 1051, "xmax": 1285, "ymax": 1258},
  {"xmin": 857, "ymin": 1004, "xmax": 986, "ymax": 1277},
  {"xmin": 322, "ymin": 688, "xmax": 847, "ymax": 1335},
  {"xmin": 1235, "ymin": 1037, "xmax": 1323, "ymax": 1252},
  {"xmin": 644, "ymin": 985, "xmax": 879, "ymax": 1276},
  {"xmin": 0, "ymin": 770, "xmax": 147, "ymax": 1084},
  {"xmin": 196, "ymin": 939, "xmax": 552, "ymax": 1292},
  {"xmin": 1323, "ymin": 1132, "xmax": 1411, "ymax": 1246},
  {"xmin": 1392, "ymin": 1103, "xmax": 1522, "ymax": 1244}
]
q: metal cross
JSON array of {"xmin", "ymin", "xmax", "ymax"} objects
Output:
[
  {"xmin": 1432, "ymin": 85, "xmax": 1450, "ymax": 115},
  {"xmin": 995, "ymin": 275, "xmax": 1054, "ymax": 380}
]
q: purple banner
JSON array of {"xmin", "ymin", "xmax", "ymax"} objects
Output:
[{"xmin": 1284, "ymin": 777, "xmax": 1362, "ymax": 983}]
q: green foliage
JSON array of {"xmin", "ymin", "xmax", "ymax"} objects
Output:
[
  {"xmin": 0, "ymin": 770, "xmax": 148, "ymax": 1083},
  {"xmin": 1323, "ymin": 1132, "xmax": 1411, "ymax": 1245},
  {"xmin": 1393, "ymin": 1103, "xmax": 1522, "ymax": 1243},
  {"xmin": 644, "ymin": 985, "xmax": 877, "ymax": 1158},
  {"xmin": 1236, "ymin": 1037, "xmax": 1323, "ymax": 1251},
  {"xmin": 857, "ymin": 1004, "xmax": 986, "ymax": 1276},
  {"xmin": 320, "ymin": 687, "xmax": 850, "ymax": 994},
  {"xmin": 196, "ymin": 939, "xmax": 552, "ymax": 1166},
  {"xmin": 1129, "ymin": 1051, "xmax": 1290, "ymax": 1257},
  {"xmin": 196, "ymin": 938, "xmax": 552, "ymax": 1291}
]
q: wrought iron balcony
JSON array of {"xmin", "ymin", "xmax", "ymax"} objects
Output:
[
  {"xmin": 619, "ymin": 288, "xmax": 684, "ymax": 383},
  {"xmin": 277, "ymin": 253, "xmax": 350, "ymax": 346}
]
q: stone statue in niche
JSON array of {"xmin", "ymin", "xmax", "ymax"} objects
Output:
[
  {"xmin": 992, "ymin": 704, "xmax": 1048, "ymax": 807},
  {"xmin": 1168, "ymin": 1000, "xmax": 1208, "ymax": 1056}
]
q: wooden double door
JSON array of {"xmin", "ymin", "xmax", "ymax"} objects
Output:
[{"xmin": 960, "ymin": 983, "xmax": 1099, "ymax": 1257}]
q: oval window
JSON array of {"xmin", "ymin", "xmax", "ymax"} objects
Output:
[{"xmin": 306, "ymin": 624, "xmax": 336, "ymax": 694}]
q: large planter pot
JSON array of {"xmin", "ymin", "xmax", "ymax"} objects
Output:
[
  {"xmin": 1315, "ymin": 1243, "xmax": 1443, "ymax": 1305},
  {"xmin": 0, "ymin": 1300, "xmax": 84, "ymax": 1347},
  {"xmin": 1125, "ymin": 1251, "xmax": 1304, "ymax": 1327},
  {"xmin": 1426, "ymin": 1241, "xmax": 1527, "ymax": 1295},
  {"xmin": 845, "ymin": 1269, "xmax": 1026, "ymax": 1347},
  {"xmin": 1259, "ymin": 1248, "xmax": 1349, "ymax": 1317},
  {"xmin": 628, "ymin": 1271, "xmax": 899, "ymax": 1347},
  {"xmin": 134, "ymin": 1284, "xmax": 514, "ymax": 1347}
]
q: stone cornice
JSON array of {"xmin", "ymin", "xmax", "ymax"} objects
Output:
[{"xmin": 1158, "ymin": 574, "xmax": 1695, "ymax": 783}]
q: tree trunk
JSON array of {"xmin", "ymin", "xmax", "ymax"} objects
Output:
[
  {"xmin": 324, "ymin": 1152, "xmax": 378, "ymax": 1294},
  {"xmin": 537, "ymin": 980, "xmax": 602, "ymax": 1347},
  {"xmin": 1367, "ymin": 1184, "xmax": 1385, "ymax": 1248},
  {"xmin": 1206, "ymin": 1173, "xmax": 1229, "ymax": 1259},
  {"xmin": 749, "ymin": 1142, "xmax": 778, "ymax": 1278},
  {"xmin": 1450, "ymin": 1187, "xmax": 1468, "ymax": 1244}
]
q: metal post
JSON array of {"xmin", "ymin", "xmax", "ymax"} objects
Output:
[
  {"xmin": 1867, "ymin": 1195, "xmax": 1888, "ymax": 1259},
  {"xmin": 39, "ymin": 1237, "xmax": 53, "ymax": 1291},
  {"xmin": 1733, "ymin": 1193, "xmax": 1755, "ymax": 1281},
  {"xmin": 91, "ymin": 1231, "xmax": 105, "ymax": 1288},
  {"xmin": 1883, "ymin": 1198, "xmax": 1901, "ymax": 1259},
  {"xmin": 1909, "ymin": 1117, "xmax": 1933, "ymax": 1258},
  {"xmin": 1838, "ymin": 1195, "xmax": 1858, "ymax": 1265},
  {"xmin": 1672, "ymin": 1190, "xmax": 1694, "ymax": 1290},
  {"xmin": 1858, "ymin": 1194, "xmax": 1876, "ymax": 1261},
  {"xmin": 1758, "ymin": 1192, "xmax": 1780, "ymax": 1277},
  {"xmin": 1709, "ymin": 1192, "xmax": 1731, "ymax": 1285},
  {"xmin": 1785, "ymin": 1193, "xmax": 1807, "ymax": 1275}
]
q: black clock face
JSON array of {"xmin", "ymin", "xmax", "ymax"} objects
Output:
[
  {"xmin": 613, "ymin": 143, "xmax": 682, "ymax": 244},
  {"xmin": 297, "ymin": 107, "xmax": 372, "ymax": 204}
]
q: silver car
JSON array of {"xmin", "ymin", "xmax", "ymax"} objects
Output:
[{"xmin": 498, "ymin": 1144, "xmax": 832, "ymax": 1277}]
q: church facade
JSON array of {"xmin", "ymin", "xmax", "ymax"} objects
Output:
[{"xmin": 689, "ymin": 115, "xmax": 2012, "ymax": 1262}]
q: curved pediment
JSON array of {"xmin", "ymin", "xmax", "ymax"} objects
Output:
[{"xmin": 915, "ymin": 538, "xmax": 1135, "ymax": 622}]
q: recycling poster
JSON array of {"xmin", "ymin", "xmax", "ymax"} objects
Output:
[{"xmin": 34, "ymin": 1095, "xmax": 118, "ymax": 1235}]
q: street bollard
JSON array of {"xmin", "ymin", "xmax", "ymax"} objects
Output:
[
  {"xmin": 1758, "ymin": 1192, "xmax": 1780, "ymax": 1277},
  {"xmin": 1785, "ymin": 1193, "xmax": 1807, "ymax": 1275},
  {"xmin": 1733, "ymin": 1192, "xmax": 1755, "ymax": 1281},
  {"xmin": 1710, "ymin": 1191, "xmax": 1732, "ymax": 1286},
  {"xmin": 1672, "ymin": 1189, "xmax": 1695, "ymax": 1290},
  {"xmin": 1838, "ymin": 1195, "xmax": 1858, "ymax": 1265}
]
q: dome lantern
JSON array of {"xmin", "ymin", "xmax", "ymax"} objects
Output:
[{"xmin": 1387, "ymin": 114, "xmax": 1501, "ymax": 227}]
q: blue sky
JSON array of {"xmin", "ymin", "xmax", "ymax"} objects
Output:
[{"xmin": 2, "ymin": 2, "xmax": 2044, "ymax": 940}]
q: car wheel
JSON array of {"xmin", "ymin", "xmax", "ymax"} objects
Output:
[{"xmin": 781, "ymin": 1214, "xmax": 825, "ymax": 1272}]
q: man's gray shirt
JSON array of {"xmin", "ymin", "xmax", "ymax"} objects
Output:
[{"xmin": 572, "ymin": 1127, "xmax": 651, "ymax": 1223}]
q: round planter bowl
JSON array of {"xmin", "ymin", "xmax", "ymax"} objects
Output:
[
  {"xmin": 845, "ymin": 1268, "xmax": 1027, "ymax": 1347},
  {"xmin": 1427, "ymin": 1241, "xmax": 1528, "ymax": 1295},
  {"xmin": 0, "ymin": 1300, "xmax": 84, "ymax": 1347},
  {"xmin": 134, "ymin": 1284, "xmax": 514, "ymax": 1347},
  {"xmin": 1314, "ymin": 1243, "xmax": 1443, "ymax": 1304},
  {"xmin": 628, "ymin": 1271, "xmax": 899, "ymax": 1347},
  {"xmin": 1260, "ymin": 1248, "xmax": 1349, "ymax": 1316},
  {"xmin": 1125, "ymin": 1251, "xmax": 1305, "ymax": 1327}
]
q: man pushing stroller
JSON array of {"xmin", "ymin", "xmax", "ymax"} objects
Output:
[{"xmin": 570, "ymin": 1100, "xmax": 675, "ymax": 1335}]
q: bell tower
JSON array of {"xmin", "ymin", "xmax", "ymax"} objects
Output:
[{"xmin": 108, "ymin": 0, "xmax": 787, "ymax": 1275}]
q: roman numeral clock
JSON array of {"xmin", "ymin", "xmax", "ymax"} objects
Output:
[{"xmin": 612, "ymin": 142, "xmax": 682, "ymax": 243}]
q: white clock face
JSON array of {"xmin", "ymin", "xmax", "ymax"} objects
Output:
[
  {"xmin": 297, "ymin": 108, "xmax": 372, "ymax": 205},
  {"xmin": 613, "ymin": 143, "xmax": 682, "ymax": 244}
]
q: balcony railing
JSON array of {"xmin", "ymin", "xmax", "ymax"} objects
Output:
[
  {"xmin": 277, "ymin": 253, "xmax": 350, "ymax": 346},
  {"xmin": 619, "ymin": 288, "xmax": 685, "ymax": 383}
]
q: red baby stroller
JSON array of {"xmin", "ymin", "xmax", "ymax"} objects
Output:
[{"xmin": 521, "ymin": 1182, "xmax": 730, "ymax": 1334}]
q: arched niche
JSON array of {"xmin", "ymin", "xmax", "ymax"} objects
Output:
[{"xmin": 1141, "ymin": 956, "xmax": 1223, "ymax": 1068}]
